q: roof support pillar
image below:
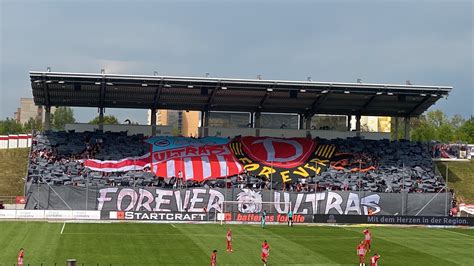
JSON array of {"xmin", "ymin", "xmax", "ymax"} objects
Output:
[
  {"xmin": 356, "ymin": 114, "xmax": 361, "ymax": 137},
  {"xmin": 347, "ymin": 115, "xmax": 352, "ymax": 131},
  {"xmin": 201, "ymin": 110, "xmax": 210, "ymax": 137},
  {"xmin": 305, "ymin": 114, "xmax": 312, "ymax": 139},
  {"xmin": 254, "ymin": 112, "xmax": 261, "ymax": 137},
  {"xmin": 44, "ymin": 106, "xmax": 51, "ymax": 131},
  {"xmin": 404, "ymin": 117, "xmax": 411, "ymax": 140},
  {"xmin": 249, "ymin": 112, "xmax": 254, "ymax": 128},
  {"xmin": 299, "ymin": 115, "xmax": 304, "ymax": 130},
  {"xmin": 393, "ymin": 117, "xmax": 399, "ymax": 141},
  {"xmin": 305, "ymin": 114, "xmax": 312, "ymax": 130},
  {"xmin": 150, "ymin": 109, "xmax": 157, "ymax": 136},
  {"xmin": 98, "ymin": 108, "xmax": 104, "ymax": 131}
]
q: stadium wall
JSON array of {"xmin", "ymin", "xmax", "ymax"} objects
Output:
[
  {"xmin": 64, "ymin": 123, "xmax": 173, "ymax": 136},
  {"xmin": 0, "ymin": 134, "xmax": 32, "ymax": 149},
  {"xmin": 199, "ymin": 127, "xmax": 390, "ymax": 139}
]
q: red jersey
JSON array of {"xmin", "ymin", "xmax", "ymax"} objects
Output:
[
  {"xmin": 370, "ymin": 254, "xmax": 380, "ymax": 266},
  {"xmin": 226, "ymin": 230, "xmax": 232, "ymax": 242},
  {"xmin": 363, "ymin": 229, "xmax": 371, "ymax": 241},
  {"xmin": 357, "ymin": 244, "xmax": 366, "ymax": 256},
  {"xmin": 18, "ymin": 250, "xmax": 24, "ymax": 266},
  {"xmin": 262, "ymin": 243, "xmax": 270, "ymax": 256},
  {"xmin": 210, "ymin": 252, "xmax": 217, "ymax": 265}
]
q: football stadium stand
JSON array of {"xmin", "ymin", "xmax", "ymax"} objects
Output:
[{"xmin": 27, "ymin": 131, "xmax": 445, "ymax": 193}]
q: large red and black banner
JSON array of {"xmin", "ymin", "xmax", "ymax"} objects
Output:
[
  {"xmin": 230, "ymin": 136, "xmax": 336, "ymax": 183},
  {"xmin": 83, "ymin": 136, "xmax": 381, "ymax": 183},
  {"xmin": 83, "ymin": 136, "xmax": 339, "ymax": 183}
]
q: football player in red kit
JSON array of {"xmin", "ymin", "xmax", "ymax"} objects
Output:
[
  {"xmin": 17, "ymin": 248, "xmax": 24, "ymax": 266},
  {"xmin": 363, "ymin": 228, "xmax": 372, "ymax": 251},
  {"xmin": 226, "ymin": 228, "xmax": 233, "ymax": 252},
  {"xmin": 210, "ymin": 250, "xmax": 217, "ymax": 266},
  {"xmin": 356, "ymin": 241, "xmax": 367, "ymax": 266},
  {"xmin": 261, "ymin": 240, "xmax": 270, "ymax": 266},
  {"xmin": 370, "ymin": 253, "xmax": 381, "ymax": 266}
]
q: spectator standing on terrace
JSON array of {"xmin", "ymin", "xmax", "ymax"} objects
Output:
[
  {"xmin": 210, "ymin": 250, "xmax": 217, "ymax": 266},
  {"xmin": 17, "ymin": 248, "xmax": 24, "ymax": 266},
  {"xmin": 261, "ymin": 210, "xmax": 267, "ymax": 229}
]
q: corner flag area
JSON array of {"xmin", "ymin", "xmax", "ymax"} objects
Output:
[{"xmin": 0, "ymin": 222, "xmax": 472, "ymax": 265}]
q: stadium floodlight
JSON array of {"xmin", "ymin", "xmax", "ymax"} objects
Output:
[
  {"xmin": 300, "ymin": 89, "xmax": 306, "ymax": 93},
  {"xmin": 45, "ymin": 80, "xmax": 52, "ymax": 84},
  {"xmin": 164, "ymin": 84, "xmax": 172, "ymax": 88},
  {"xmin": 187, "ymin": 85, "xmax": 194, "ymax": 89},
  {"xmin": 141, "ymin": 83, "xmax": 148, "ymax": 87},
  {"xmin": 321, "ymin": 90, "xmax": 329, "ymax": 94},
  {"xmin": 221, "ymin": 86, "xmax": 227, "ymax": 90},
  {"xmin": 58, "ymin": 81, "xmax": 65, "ymax": 84},
  {"xmin": 376, "ymin": 92, "xmax": 383, "ymax": 95},
  {"xmin": 420, "ymin": 93, "xmax": 427, "ymax": 97},
  {"xmin": 431, "ymin": 94, "xmax": 438, "ymax": 97},
  {"xmin": 95, "ymin": 82, "xmax": 101, "ymax": 85},
  {"xmin": 344, "ymin": 90, "xmax": 350, "ymax": 94},
  {"xmin": 34, "ymin": 80, "xmax": 42, "ymax": 83},
  {"xmin": 106, "ymin": 82, "xmax": 113, "ymax": 86},
  {"xmin": 267, "ymin": 88, "xmax": 273, "ymax": 92},
  {"xmin": 387, "ymin": 92, "xmax": 394, "ymax": 96}
]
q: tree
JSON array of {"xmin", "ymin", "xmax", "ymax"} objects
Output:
[
  {"xmin": 411, "ymin": 118, "xmax": 437, "ymax": 142},
  {"xmin": 455, "ymin": 117, "xmax": 474, "ymax": 143},
  {"xmin": 89, "ymin": 115, "xmax": 119, "ymax": 125},
  {"xmin": 0, "ymin": 118, "xmax": 24, "ymax": 134},
  {"xmin": 52, "ymin": 107, "xmax": 76, "ymax": 130},
  {"xmin": 450, "ymin": 114, "xmax": 465, "ymax": 129},
  {"xmin": 436, "ymin": 123, "xmax": 454, "ymax": 142},
  {"xmin": 426, "ymin": 110, "xmax": 448, "ymax": 128},
  {"xmin": 23, "ymin": 117, "xmax": 43, "ymax": 133}
]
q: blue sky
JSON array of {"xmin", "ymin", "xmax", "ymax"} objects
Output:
[{"xmin": 1, "ymin": 0, "xmax": 472, "ymax": 124}]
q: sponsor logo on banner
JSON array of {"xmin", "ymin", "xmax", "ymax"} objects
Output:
[
  {"xmin": 72, "ymin": 211, "xmax": 101, "ymax": 220},
  {"xmin": 218, "ymin": 212, "xmax": 309, "ymax": 223},
  {"xmin": 45, "ymin": 210, "xmax": 73, "ymax": 219},
  {"xmin": 16, "ymin": 210, "xmax": 45, "ymax": 219},
  {"xmin": 109, "ymin": 211, "xmax": 207, "ymax": 221},
  {"xmin": 313, "ymin": 214, "xmax": 474, "ymax": 226},
  {"xmin": 0, "ymin": 210, "xmax": 16, "ymax": 219},
  {"xmin": 230, "ymin": 137, "xmax": 336, "ymax": 183}
]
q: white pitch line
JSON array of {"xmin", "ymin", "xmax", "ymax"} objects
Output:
[
  {"xmin": 170, "ymin": 224, "xmax": 176, "ymax": 228},
  {"xmin": 60, "ymin": 222, "xmax": 66, "ymax": 235},
  {"xmin": 442, "ymin": 229, "xmax": 474, "ymax": 238}
]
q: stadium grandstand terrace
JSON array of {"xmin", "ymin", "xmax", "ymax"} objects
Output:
[{"xmin": 22, "ymin": 71, "xmax": 458, "ymax": 218}]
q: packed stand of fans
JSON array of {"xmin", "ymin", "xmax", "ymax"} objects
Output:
[{"xmin": 28, "ymin": 131, "xmax": 445, "ymax": 193}]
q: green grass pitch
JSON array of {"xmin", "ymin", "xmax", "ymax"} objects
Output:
[{"xmin": 0, "ymin": 222, "xmax": 473, "ymax": 265}]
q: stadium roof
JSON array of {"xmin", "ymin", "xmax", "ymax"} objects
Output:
[{"xmin": 30, "ymin": 71, "xmax": 452, "ymax": 117}]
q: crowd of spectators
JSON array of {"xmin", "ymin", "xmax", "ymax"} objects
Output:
[{"xmin": 27, "ymin": 131, "xmax": 446, "ymax": 193}]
